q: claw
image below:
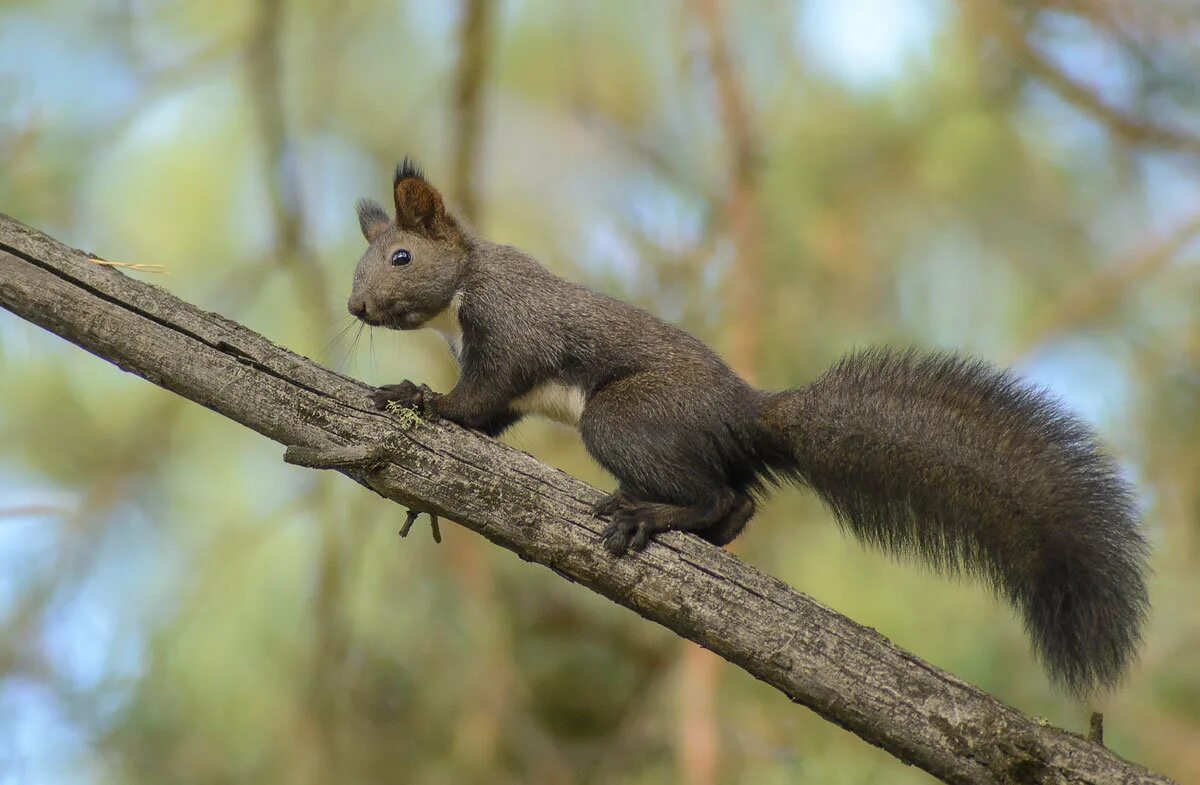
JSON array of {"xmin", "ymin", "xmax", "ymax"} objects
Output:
[
  {"xmin": 629, "ymin": 523, "xmax": 652, "ymax": 551},
  {"xmin": 602, "ymin": 521, "xmax": 629, "ymax": 556}
]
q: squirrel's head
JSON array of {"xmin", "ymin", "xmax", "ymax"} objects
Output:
[{"xmin": 348, "ymin": 159, "xmax": 468, "ymax": 330}]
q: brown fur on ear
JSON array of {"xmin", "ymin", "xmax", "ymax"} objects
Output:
[
  {"xmin": 357, "ymin": 199, "xmax": 391, "ymax": 242},
  {"xmin": 393, "ymin": 158, "xmax": 460, "ymax": 243}
]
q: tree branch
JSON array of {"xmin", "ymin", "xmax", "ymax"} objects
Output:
[
  {"xmin": 684, "ymin": 1, "xmax": 770, "ymax": 779},
  {"xmin": 0, "ymin": 213, "xmax": 1175, "ymax": 785},
  {"xmin": 961, "ymin": 0, "xmax": 1200, "ymax": 159},
  {"xmin": 1013, "ymin": 208, "xmax": 1200, "ymax": 360}
]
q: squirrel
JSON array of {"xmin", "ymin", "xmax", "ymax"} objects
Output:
[{"xmin": 347, "ymin": 158, "xmax": 1150, "ymax": 699}]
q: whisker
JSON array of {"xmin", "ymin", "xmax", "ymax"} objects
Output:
[
  {"xmin": 369, "ymin": 327, "xmax": 377, "ymax": 377},
  {"xmin": 322, "ymin": 326, "xmax": 355, "ymax": 369},
  {"xmin": 323, "ymin": 318, "xmax": 359, "ymax": 365},
  {"xmin": 347, "ymin": 322, "xmax": 366, "ymax": 374},
  {"xmin": 308, "ymin": 312, "xmax": 355, "ymax": 346}
]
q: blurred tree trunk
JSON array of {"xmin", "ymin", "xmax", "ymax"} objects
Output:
[
  {"xmin": 247, "ymin": 1, "xmax": 342, "ymax": 779},
  {"xmin": 448, "ymin": 0, "xmax": 509, "ymax": 775},
  {"xmin": 682, "ymin": 1, "xmax": 769, "ymax": 782},
  {"xmin": 452, "ymin": 0, "xmax": 494, "ymax": 225},
  {"xmin": 247, "ymin": 0, "xmax": 332, "ymax": 327}
]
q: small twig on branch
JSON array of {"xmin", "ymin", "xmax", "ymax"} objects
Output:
[
  {"xmin": 1090, "ymin": 712, "xmax": 1105, "ymax": 746},
  {"xmin": 398, "ymin": 508, "xmax": 441, "ymax": 543},
  {"xmin": 283, "ymin": 443, "xmax": 391, "ymax": 471}
]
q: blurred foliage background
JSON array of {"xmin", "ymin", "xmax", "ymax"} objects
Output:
[{"xmin": 2, "ymin": 0, "xmax": 1199, "ymax": 782}]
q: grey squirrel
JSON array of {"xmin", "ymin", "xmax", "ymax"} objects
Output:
[{"xmin": 348, "ymin": 158, "xmax": 1149, "ymax": 698}]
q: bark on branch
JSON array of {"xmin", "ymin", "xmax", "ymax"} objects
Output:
[{"xmin": 0, "ymin": 214, "xmax": 1175, "ymax": 785}]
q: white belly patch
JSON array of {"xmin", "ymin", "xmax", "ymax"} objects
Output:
[
  {"xmin": 419, "ymin": 293, "xmax": 585, "ymax": 426},
  {"xmin": 424, "ymin": 292, "xmax": 464, "ymax": 360},
  {"xmin": 513, "ymin": 382, "xmax": 587, "ymax": 427}
]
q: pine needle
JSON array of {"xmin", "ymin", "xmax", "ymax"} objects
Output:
[{"xmin": 89, "ymin": 258, "xmax": 170, "ymax": 275}]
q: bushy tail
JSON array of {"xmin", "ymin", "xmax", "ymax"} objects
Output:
[{"xmin": 762, "ymin": 348, "xmax": 1150, "ymax": 697}]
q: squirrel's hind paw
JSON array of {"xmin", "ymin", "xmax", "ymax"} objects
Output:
[
  {"xmin": 602, "ymin": 506, "xmax": 655, "ymax": 556},
  {"xmin": 593, "ymin": 489, "xmax": 634, "ymax": 518}
]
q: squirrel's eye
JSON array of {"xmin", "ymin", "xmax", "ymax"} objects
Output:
[{"xmin": 390, "ymin": 249, "xmax": 412, "ymax": 267}]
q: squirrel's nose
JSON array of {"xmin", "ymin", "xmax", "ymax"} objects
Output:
[{"xmin": 348, "ymin": 295, "xmax": 367, "ymax": 319}]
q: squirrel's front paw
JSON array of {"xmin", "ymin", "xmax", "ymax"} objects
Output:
[{"xmin": 371, "ymin": 380, "xmax": 437, "ymax": 413}]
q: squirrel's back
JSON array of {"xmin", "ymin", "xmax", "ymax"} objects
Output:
[
  {"xmin": 761, "ymin": 347, "xmax": 1149, "ymax": 696},
  {"xmin": 464, "ymin": 239, "xmax": 743, "ymax": 380}
]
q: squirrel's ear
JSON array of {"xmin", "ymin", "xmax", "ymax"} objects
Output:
[
  {"xmin": 357, "ymin": 199, "xmax": 390, "ymax": 242},
  {"xmin": 392, "ymin": 158, "xmax": 459, "ymax": 242}
]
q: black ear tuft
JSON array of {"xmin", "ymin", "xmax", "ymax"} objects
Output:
[
  {"xmin": 389, "ymin": 157, "xmax": 462, "ymax": 243},
  {"xmin": 394, "ymin": 156, "xmax": 425, "ymax": 185},
  {"xmin": 357, "ymin": 198, "xmax": 390, "ymax": 242}
]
